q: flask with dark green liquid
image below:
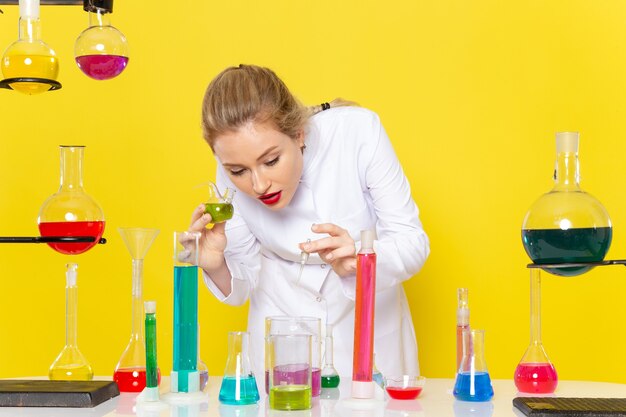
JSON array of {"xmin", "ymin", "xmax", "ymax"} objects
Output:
[{"xmin": 522, "ymin": 132, "xmax": 612, "ymax": 276}]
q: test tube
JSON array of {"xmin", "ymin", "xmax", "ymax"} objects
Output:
[{"xmin": 144, "ymin": 300, "xmax": 159, "ymax": 401}]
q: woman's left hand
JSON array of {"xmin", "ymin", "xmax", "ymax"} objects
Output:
[{"xmin": 299, "ymin": 223, "xmax": 357, "ymax": 278}]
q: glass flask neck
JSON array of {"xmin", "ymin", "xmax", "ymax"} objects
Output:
[
  {"xmin": 460, "ymin": 329, "xmax": 488, "ymax": 372},
  {"xmin": 324, "ymin": 335, "xmax": 334, "ymax": 366},
  {"xmin": 66, "ymin": 264, "xmax": 79, "ymax": 347},
  {"xmin": 59, "ymin": 146, "xmax": 85, "ymax": 192},
  {"xmin": 529, "ymin": 268, "xmax": 542, "ymax": 344},
  {"xmin": 18, "ymin": 16, "xmax": 42, "ymax": 41},
  {"xmin": 89, "ymin": 10, "xmax": 112, "ymax": 28},
  {"xmin": 131, "ymin": 259, "xmax": 144, "ymax": 338},
  {"xmin": 225, "ymin": 332, "xmax": 251, "ymax": 376},
  {"xmin": 553, "ymin": 148, "xmax": 580, "ymax": 191}
]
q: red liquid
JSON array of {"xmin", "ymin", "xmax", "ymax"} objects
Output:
[
  {"xmin": 38, "ymin": 221, "xmax": 105, "ymax": 255},
  {"xmin": 514, "ymin": 362, "xmax": 558, "ymax": 393},
  {"xmin": 76, "ymin": 54, "xmax": 129, "ymax": 80},
  {"xmin": 353, "ymin": 251, "xmax": 376, "ymax": 381},
  {"xmin": 113, "ymin": 368, "xmax": 161, "ymax": 392},
  {"xmin": 386, "ymin": 386, "xmax": 422, "ymax": 400}
]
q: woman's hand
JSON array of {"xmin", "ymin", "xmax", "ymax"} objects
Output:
[
  {"xmin": 189, "ymin": 204, "xmax": 228, "ymax": 273},
  {"xmin": 299, "ymin": 223, "xmax": 357, "ymax": 277}
]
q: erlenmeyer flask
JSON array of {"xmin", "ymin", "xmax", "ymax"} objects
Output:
[
  {"xmin": 38, "ymin": 146, "xmax": 105, "ymax": 255},
  {"xmin": 514, "ymin": 268, "xmax": 558, "ymax": 393},
  {"xmin": 204, "ymin": 181, "xmax": 235, "ymax": 223},
  {"xmin": 522, "ymin": 132, "xmax": 612, "ymax": 276},
  {"xmin": 218, "ymin": 331, "xmax": 260, "ymax": 405},
  {"xmin": 75, "ymin": 0, "xmax": 129, "ymax": 80},
  {"xmin": 49, "ymin": 263, "xmax": 93, "ymax": 380},
  {"xmin": 114, "ymin": 227, "xmax": 160, "ymax": 392},
  {"xmin": 453, "ymin": 329, "xmax": 494, "ymax": 402}
]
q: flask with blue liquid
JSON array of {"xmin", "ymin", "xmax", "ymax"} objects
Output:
[{"xmin": 453, "ymin": 329, "xmax": 493, "ymax": 402}]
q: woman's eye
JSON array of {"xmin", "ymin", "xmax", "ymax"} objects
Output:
[
  {"xmin": 266, "ymin": 157, "xmax": 279, "ymax": 167},
  {"xmin": 230, "ymin": 168, "xmax": 246, "ymax": 176}
]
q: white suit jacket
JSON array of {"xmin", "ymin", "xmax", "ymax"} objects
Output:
[{"xmin": 203, "ymin": 106, "xmax": 430, "ymax": 379}]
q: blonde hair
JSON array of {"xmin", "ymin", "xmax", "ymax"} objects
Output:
[{"xmin": 201, "ymin": 64, "xmax": 355, "ymax": 147}]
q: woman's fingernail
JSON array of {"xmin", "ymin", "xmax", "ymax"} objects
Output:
[
  {"xmin": 326, "ymin": 253, "xmax": 333, "ymax": 261},
  {"xmin": 304, "ymin": 243, "xmax": 311, "ymax": 250}
]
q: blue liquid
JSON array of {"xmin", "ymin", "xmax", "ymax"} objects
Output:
[
  {"xmin": 173, "ymin": 265, "xmax": 198, "ymax": 392},
  {"xmin": 373, "ymin": 370, "xmax": 384, "ymax": 388},
  {"xmin": 453, "ymin": 372, "xmax": 494, "ymax": 402},
  {"xmin": 219, "ymin": 375, "xmax": 260, "ymax": 405}
]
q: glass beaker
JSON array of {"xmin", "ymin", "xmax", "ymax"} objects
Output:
[
  {"xmin": 269, "ymin": 334, "xmax": 312, "ymax": 411},
  {"xmin": 171, "ymin": 231, "xmax": 201, "ymax": 393},
  {"xmin": 49, "ymin": 263, "xmax": 93, "ymax": 380},
  {"xmin": 75, "ymin": 0, "xmax": 129, "ymax": 80},
  {"xmin": 514, "ymin": 268, "xmax": 558, "ymax": 393},
  {"xmin": 38, "ymin": 146, "xmax": 105, "ymax": 255},
  {"xmin": 522, "ymin": 132, "xmax": 612, "ymax": 276},
  {"xmin": 204, "ymin": 182, "xmax": 235, "ymax": 223},
  {"xmin": 218, "ymin": 331, "xmax": 260, "ymax": 405},
  {"xmin": 321, "ymin": 324, "xmax": 340, "ymax": 389},
  {"xmin": 114, "ymin": 227, "xmax": 160, "ymax": 392},
  {"xmin": 265, "ymin": 316, "xmax": 321, "ymax": 397},
  {"xmin": 453, "ymin": 329, "xmax": 494, "ymax": 402}
]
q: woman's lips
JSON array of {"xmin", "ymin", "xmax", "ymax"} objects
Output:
[{"xmin": 259, "ymin": 191, "xmax": 282, "ymax": 205}]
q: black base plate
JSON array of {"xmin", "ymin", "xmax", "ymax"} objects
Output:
[{"xmin": 0, "ymin": 380, "xmax": 119, "ymax": 408}]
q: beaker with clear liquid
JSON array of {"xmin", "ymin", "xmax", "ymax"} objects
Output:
[
  {"xmin": 453, "ymin": 329, "xmax": 494, "ymax": 402},
  {"xmin": 49, "ymin": 263, "xmax": 93, "ymax": 380},
  {"xmin": 218, "ymin": 331, "xmax": 260, "ymax": 405},
  {"xmin": 514, "ymin": 268, "xmax": 558, "ymax": 393},
  {"xmin": 38, "ymin": 146, "xmax": 105, "ymax": 255},
  {"xmin": 204, "ymin": 182, "xmax": 235, "ymax": 223},
  {"xmin": 114, "ymin": 227, "xmax": 160, "ymax": 392},
  {"xmin": 522, "ymin": 132, "xmax": 612, "ymax": 276}
]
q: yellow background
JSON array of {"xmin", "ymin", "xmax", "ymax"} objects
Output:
[{"xmin": 2, "ymin": 0, "xmax": 626, "ymax": 383}]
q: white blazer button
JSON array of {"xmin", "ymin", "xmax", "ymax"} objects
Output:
[
  {"xmin": 316, "ymin": 296, "xmax": 322, "ymax": 302},
  {"xmin": 320, "ymin": 264, "xmax": 326, "ymax": 269}
]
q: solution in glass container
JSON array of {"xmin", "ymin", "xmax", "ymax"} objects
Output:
[
  {"xmin": 199, "ymin": 369, "xmax": 208, "ymax": 391},
  {"xmin": 2, "ymin": 54, "xmax": 59, "ymax": 94},
  {"xmin": 453, "ymin": 372, "xmax": 494, "ymax": 402},
  {"xmin": 38, "ymin": 221, "xmax": 106, "ymax": 254},
  {"xmin": 322, "ymin": 374, "xmax": 340, "ymax": 388},
  {"xmin": 514, "ymin": 362, "xmax": 558, "ymax": 393},
  {"xmin": 204, "ymin": 203, "xmax": 234, "ymax": 223},
  {"xmin": 386, "ymin": 386, "xmax": 422, "ymax": 400},
  {"xmin": 75, "ymin": 55, "xmax": 128, "ymax": 80},
  {"xmin": 270, "ymin": 385, "xmax": 311, "ymax": 410},
  {"xmin": 522, "ymin": 227, "xmax": 612, "ymax": 276},
  {"xmin": 113, "ymin": 368, "xmax": 161, "ymax": 392},
  {"xmin": 49, "ymin": 364, "xmax": 93, "ymax": 381},
  {"xmin": 172, "ymin": 264, "xmax": 198, "ymax": 392},
  {"xmin": 218, "ymin": 375, "xmax": 260, "ymax": 405}
]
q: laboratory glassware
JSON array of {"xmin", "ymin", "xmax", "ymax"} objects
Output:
[
  {"xmin": 269, "ymin": 334, "xmax": 312, "ymax": 411},
  {"xmin": 204, "ymin": 181, "xmax": 235, "ymax": 223},
  {"xmin": 74, "ymin": 0, "xmax": 129, "ymax": 80},
  {"xmin": 514, "ymin": 268, "xmax": 558, "ymax": 393},
  {"xmin": 218, "ymin": 331, "xmax": 260, "ymax": 405},
  {"xmin": 321, "ymin": 324, "xmax": 340, "ymax": 388},
  {"xmin": 522, "ymin": 132, "xmax": 612, "ymax": 276},
  {"xmin": 114, "ymin": 227, "xmax": 160, "ymax": 392},
  {"xmin": 198, "ymin": 325, "xmax": 209, "ymax": 392},
  {"xmin": 265, "ymin": 316, "xmax": 322, "ymax": 396},
  {"xmin": 457, "ymin": 288, "xmax": 469, "ymax": 373},
  {"xmin": 453, "ymin": 329, "xmax": 494, "ymax": 402},
  {"xmin": 384, "ymin": 375, "xmax": 425, "ymax": 400},
  {"xmin": 372, "ymin": 355, "xmax": 384, "ymax": 389},
  {"xmin": 143, "ymin": 300, "xmax": 159, "ymax": 401},
  {"xmin": 49, "ymin": 263, "xmax": 93, "ymax": 380},
  {"xmin": 352, "ymin": 229, "xmax": 376, "ymax": 399},
  {"xmin": 171, "ymin": 230, "xmax": 201, "ymax": 393},
  {"xmin": 38, "ymin": 146, "xmax": 105, "ymax": 255},
  {"xmin": 0, "ymin": 0, "xmax": 60, "ymax": 94}
]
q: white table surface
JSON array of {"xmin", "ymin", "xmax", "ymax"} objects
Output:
[{"xmin": 1, "ymin": 377, "xmax": 626, "ymax": 417}]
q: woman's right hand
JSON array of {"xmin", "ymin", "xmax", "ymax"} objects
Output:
[{"xmin": 189, "ymin": 203, "xmax": 228, "ymax": 273}]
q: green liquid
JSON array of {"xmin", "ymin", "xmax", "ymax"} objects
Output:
[
  {"xmin": 321, "ymin": 374, "xmax": 340, "ymax": 388},
  {"xmin": 270, "ymin": 385, "xmax": 311, "ymax": 410},
  {"xmin": 204, "ymin": 203, "xmax": 234, "ymax": 223},
  {"xmin": 522, "ymin": 227, "xmax": 612, "ymax": 276},
  {"xmin": 145, "ymin": 313, "xmax": 158, "ymax": 388}
]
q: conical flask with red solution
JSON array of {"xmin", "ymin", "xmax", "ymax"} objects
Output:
[
  {"xmin": 38, "ymin": 145, "xmax": 105, "ymax": 255},
  {"xmin": 114, "ymin": 227, "xmax": 159, "ymax": 392}
]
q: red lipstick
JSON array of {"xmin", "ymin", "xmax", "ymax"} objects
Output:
[{"xmin": 258, "ymin": 191, "xmax": 282, "ymax": 206}]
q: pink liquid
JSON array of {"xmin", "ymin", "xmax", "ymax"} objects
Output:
[
  {"xmin": 114, "ymin": 368, "xmax": 161, "ymax": 392},
  {"xmin": 386, "ymin": 386, "xmax": 422, "ymax": 400},
  {"xmin": 76, "ymin": 54, "xmax": 128, "ymax": 80},
  {"xmin": 38, "ymin": 220, "xmax": 105, "ymax": 255},
  {"xmin": 353, "ymin": 251, "xmax": 376, "ymax": 382},
  {"xmin": 514, "ymin": 362, "xmax": 558, "ymax": 393},
  {"xmin": 270, "ymin": 365, "xmax": 321, "ymax": 397}
]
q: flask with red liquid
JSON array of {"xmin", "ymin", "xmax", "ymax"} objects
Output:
[
  {"xmin": 38, "ymin": 145, "xmax": 105, "ymax": 254},
  {"xmin": 514, "ymin": 268, "xmax": 558, "ymax": 393}
]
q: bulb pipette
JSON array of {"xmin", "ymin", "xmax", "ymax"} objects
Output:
[{"xmin": 296, "ymin": 239, "xmax": 311, "ymax": 284}]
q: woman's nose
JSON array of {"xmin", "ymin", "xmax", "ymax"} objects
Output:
[{"xmin": 251, "ymin": 170, "xmax": 270, "ymax": 195}]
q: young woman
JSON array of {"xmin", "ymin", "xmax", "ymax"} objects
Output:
[{"xmin": 189, "ymin": 64, "xmax": 430, "ymax": 379}]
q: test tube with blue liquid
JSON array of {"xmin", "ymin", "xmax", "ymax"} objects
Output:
[{"xmin": 171, "ymin": 231, "xmax": 200, "ymax": 393}]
